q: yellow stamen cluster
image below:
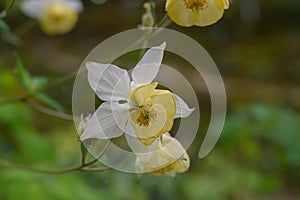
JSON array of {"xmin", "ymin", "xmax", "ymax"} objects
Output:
[
  {"xmin": 136, "ymin": 103, "xmax": 156, "ymax": 127},
  {"xmin": 184, "ymin": 0, "xmax": 207, "ymax": 11}
]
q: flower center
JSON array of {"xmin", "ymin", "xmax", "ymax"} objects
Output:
[
  {"xmin": 136, "ymin": 103, "xmax": 156, "ymax": 127},
  {"xmin": 183, "ymin": 0, "xmax": 207, "ymax": 12}
]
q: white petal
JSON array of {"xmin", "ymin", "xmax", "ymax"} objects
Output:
[
  {"xmin": 125, "ymin": 127, "xmax": 159, "ymax": 163},
  {"xmin": 63, "ymin": 0, "xmax": 83, "ymax": 12},
  {"xmin": 173, "ymin": 93, "xmax": 195, "ymax": 119},
  {"xmin": 86, "ymin": 61, "xmax": 130, "ymax": 101},
  {"xmin": 80, "ymin": 102, "xmax": 129, "ymax": 140},
  {"xmin": 131, "ymin": 42, "xmax": 166, "ymax": 85},
  {"xmin": 20, "ymin": 0, "xmax": 49, "ymax": 18}
]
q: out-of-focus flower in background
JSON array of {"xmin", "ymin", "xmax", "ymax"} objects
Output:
[
  {"xmin": 166, "ymin": 0, "xmax": 229, "ymax": 27},
  {"xmin": 135, "ymin": 133, "xmax": 190, "ymax": 177},
  {"xmin": 139, "ymin": 2, "xmax": 156, "ymax": 29},
  {"xmin": 20, "ymin": 0, "xmax": 83, "ymax": 35}
]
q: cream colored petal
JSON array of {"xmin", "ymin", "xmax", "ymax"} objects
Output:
[
  {"xmin": 172, "ymin": 152, "xmax": 190, "ymax": 173},
  {"xmin": 135, "ymin": 145, "xmax": 170, "ymax": 173},
  {"xmin": 129, "ymin": 83, "xmax": 158, "ymax": 106},
  {"xmin": 166, "ymin": 0, "xmax": 197, "ymax": 27},
  {"xmin": 159, "ymin": 134, "xmax": 186, "ymax": 159},
  {"xmin": 195, "ymin": 0, "xmax": 225, "ymax": 27},
  {"xmin": 150, "ymin": 89, "xmax": 176, "ymax": 134},
  {"xmin": 125, "ymin": 132, "xmax": 159, "ymax": 162},
  {"xmin": 223, "ymin": 0, "xmax": 230, "ymax": 9},
  {"xmin": 130, "ymin": 104, "xmax": 167, "ymax": 145},
  {"xmin": 135, "ymin": 134, "xmax": 190, "ymax": 175}
]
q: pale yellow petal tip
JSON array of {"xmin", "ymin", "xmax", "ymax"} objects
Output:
[
  {"xmin": 138, "ymin": 136, "xmax": 158, "ymax": 146},
  {"xmin": 38, "ymin": 2, "xmax": 79, "ymax": 35},
  {"xmin": 224, "ymin": 0, "xmax": 230, "ymax": 9}
]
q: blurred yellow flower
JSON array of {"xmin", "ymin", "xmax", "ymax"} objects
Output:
[
  {"xmin": 135, "ymin": 134, "xmax": 190, "ymax": 177},
  {"xmin": 166, "ymin": 0, "xmax": 229, "ymax": 27},
  {"xmin": 39, "ymin": 2, "xmax": 78, "ymax": 35},
  {"xmin": 20, "ymin": 0, "xmax": 83, "ymax": 35}
]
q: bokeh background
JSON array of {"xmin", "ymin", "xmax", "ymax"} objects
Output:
[{"xmin": 1, "ymin": 0, "xmax": 300, "ymax": 199}]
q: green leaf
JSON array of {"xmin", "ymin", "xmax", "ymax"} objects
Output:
[
  {"xmin": 0, "ymin": 18, "xmax": 10, "ymax": 32},
  {"xmin": 35, "ymin": 93, "xmax": 65, "ymax": 112},
  {"xmin": 0, "ymin": 18, "xmax": 21, "ymax": 46},
  {"xmin": 30, "ymin": 76, "xmax": 48, "ymax": 92},
  {"xmin": 14, "ymin": 52, "xmax": 32, "ymax": 89}
]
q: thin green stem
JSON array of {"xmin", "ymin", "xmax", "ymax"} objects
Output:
[
  {"xmin": 28, "ymin": 101, "xmax": 74, "ymax": 120},
  {"xmin": 157, "ymin": 13, "xmax": 170, "ymax": 27},
  {"xmin": 0, "ymin": 158, "xmax": 86, "ymax": 174},
  {"xmin": 0, "ymin": 139, "xmax": 113, "ymax": 174}
]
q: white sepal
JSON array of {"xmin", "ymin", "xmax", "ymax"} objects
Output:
[
  {"xmin": 173, "ymin": 93, "xmax": 195, "ymax": 119},
  {"xmin": 132, "ymin": 42, "xmax": 166, "ymax": 85},
  {"xmin": 80, "ymin": 102, "xmax": 129, "ymax": 140},
  {"xmin": 20, "ymin": 0, "xmax": 49, "ymax": 18},
  {"xmin": 86, "ymin": 61, "xmax": 131, "ymax": 101}
]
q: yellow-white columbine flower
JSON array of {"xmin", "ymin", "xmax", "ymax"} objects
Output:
[
  {"xmin": 20, "ymin": 0, "xmax": 83, "ymax": 35},
  {"xmin": 166, "ymin": 0, "xmax": 229, "ymax": 27},
  {"xmin": 80, "ymin": 42, "xmax": 194, "ymax": 157},
  {"xmin": 135, "ymin": 133, "xmax": 190, "ymax": 177}
]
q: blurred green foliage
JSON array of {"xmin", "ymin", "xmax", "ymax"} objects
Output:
[{"xmin": 1, "ymin": 64, "xmax": 300, "ymax": 199}]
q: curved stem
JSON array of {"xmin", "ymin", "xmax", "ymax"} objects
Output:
[
  {"xmin": 0, "ymin": 139, "xmax": 113, "ymax": 174},
  {"xmin": 0, "ymin": 158, "xmax": 83, "ymax": 174},
  {"xmin": 28, "ymin": 101, "xmax": 74, "ymax": 120},
  {"xmin": 156, "ymin": 13, "xmax": 171, "ymax": 27}
]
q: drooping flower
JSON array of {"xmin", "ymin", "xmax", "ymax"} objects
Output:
[
  {"xmin": 135, "ymin": 133, "xmax": 190, "ymax": 177},
  {"xmin": 20, "ymin": 0, "xmax": 83, "ymax": 35},
  {"xmin": 166, "ymin": 0, "xmax": 229, "ymax": 27},
  {"xmin": 80, "ymin": 42, "xmax": 194, "ymax": 155}
]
